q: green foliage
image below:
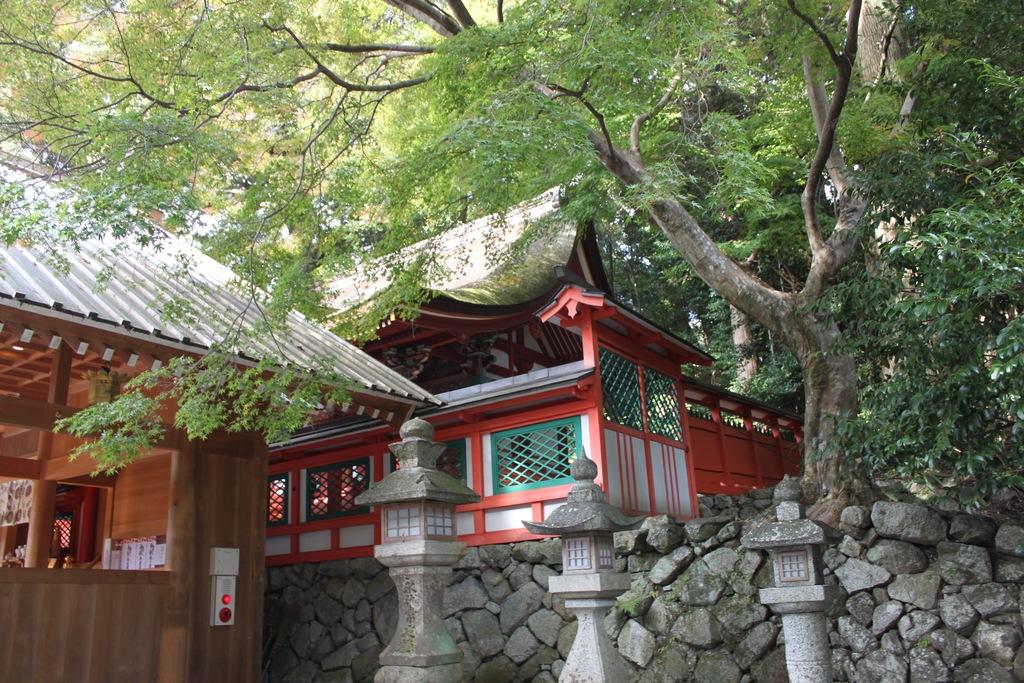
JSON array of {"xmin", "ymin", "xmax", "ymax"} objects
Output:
[
  {"xmin": 833, "ymin": 142, "xmax": 1024, "ymax": 503},
  {"xmin": 58, "ymin": 353, "xmax": 353, "ymax": 474},
  {"xmin": 3, "ymin": 0, "xmax": 1023, "ymax": 498}
]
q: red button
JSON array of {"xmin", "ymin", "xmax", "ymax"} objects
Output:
[
  {"xmin": 221, "ymin": 594, "xmax": 232, "ymax": 605},
  {"xmin": 218, "ymin": 607, "xmax": 232, "ymax": 623}
]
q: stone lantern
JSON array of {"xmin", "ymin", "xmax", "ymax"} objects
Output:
[
  {"xmin": 355, "ymin": 419, "xmax": 480, "ymax": 683},
  {"xmin": 741, "ymin": 476, "xmax": 841, "ymax": 683},
  {"xmin": 523, "ymin": 451, "xmax": 643, "ymax": 682}
]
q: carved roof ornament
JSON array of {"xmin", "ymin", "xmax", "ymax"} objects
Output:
[{"xmin": 523, "ymin": 451, "xmax": 644, "ymax": 535}]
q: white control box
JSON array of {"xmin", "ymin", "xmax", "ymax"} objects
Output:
[{"xmin": 209, "ymin": 547, "xmax": 240, "ymax": 576}]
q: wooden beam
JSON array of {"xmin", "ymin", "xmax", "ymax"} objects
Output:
[
  {"xmin": 0, "ymin": 394, "xmax": 77, "ymax": 430},
  {"xmin": 0, "ymin": 455, "xmax": 41, "ymax": 479}
]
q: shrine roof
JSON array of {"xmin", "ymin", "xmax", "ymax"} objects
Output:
[
  {"xmin": 328, "ymin": 188, "xmax": 582, "ymax": 311},
  {"xmin": 0, "ymin": 232, "xmax": 439, "ymax": 405}
]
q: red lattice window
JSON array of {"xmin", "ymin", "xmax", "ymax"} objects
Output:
[
  {"xmin": 267, "ymin": 473, "xmax": 289, "ymax": 526},
  {"xmin": 306, "ymin": 459, "xmax": 370, "ymax": 520},
  {"xmin": 54, "ymin": 513, "xmax": 73, "ymax": 549}
]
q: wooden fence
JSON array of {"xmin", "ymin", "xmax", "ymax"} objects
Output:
[{"xmin": 0, "ymin": 568, "xmax": 168, "ymax": 683}]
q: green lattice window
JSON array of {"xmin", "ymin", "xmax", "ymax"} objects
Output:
[
  {"xmin": 599, "ymin": 348, "xmax": 643, "ymax": 431},
  {"xmin": 492, "ymin": 417, "xmax": 582, "ymax": 493},
  {"xmin": 306, "ymin": 459, "xmax": 370, "ymax": 520},
  {"xmin": 643, "ymin": 367, "xmax": 683, "ymax": 441},
  {"xmin": 267, "ymin": 473, "xmax": 289, "ymax": 527},
  {"xmin": 780, "ymin": 427, "xmax": 797, "ymax": 443},
  {"xmin": 390, "ymin": 439, "xmax": 467, "ymax": 482}
]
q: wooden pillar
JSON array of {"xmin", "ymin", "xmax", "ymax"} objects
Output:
[
  {"xmin": 710, "ymin": 399, "xmax": 736, "ymax": 494},
  {"xmin": 75, "ymin": 486, "xmax": 99, "ymax": 564},
  {"xmin": 744, "ymin": 409, "xmax": 765, "ymax": 489},
  {"xmin": 0, "ymin": 524, "xmax": 17, "ymax": 561},
  {"xmin": 158, "ymin": 440, "xmax": 197, "ymax": 683},
  {"xmin": 26, "ymin": 343, "xmax": 71, "ymax": 568}
]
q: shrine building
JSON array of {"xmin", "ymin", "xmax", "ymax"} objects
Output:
[{"xmin": 264, "ymin": 189, "xmax": 802, "ymax": 565}]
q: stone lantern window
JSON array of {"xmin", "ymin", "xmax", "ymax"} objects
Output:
[
  {"xmin": 777, "ymin": 548, "xmax": 811, "ymax": 584},
  {"xmin": 562, "ymin": 533, "xmax": 616, "ymax": 574},
  {"xmin": 383, "ymin": 501, "xmax": 457, "ymax": 541}
]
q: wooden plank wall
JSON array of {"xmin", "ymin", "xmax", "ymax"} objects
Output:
[
  {"xmin": 689, "ymin": 414, "xmax": 801, "ymax": 494},
  {"xmin": 111, "ymin": 454, "xmax": 171, "ymax": 539},
  {"xmin": 0, "ymin": 568, "xmax": 168, "ymax": 683}
]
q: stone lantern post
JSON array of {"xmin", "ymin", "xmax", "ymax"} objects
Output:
[
  {"xmin": 355, "ymin": 419, "xmax": 480, "ymax": 683},
  {"xmin": 741, "ymin": 476, "xmax": 841, "ymax": 683},
  {"xmin": 523, "ymin": 452, "xmax": 644, "ymax": 683}
]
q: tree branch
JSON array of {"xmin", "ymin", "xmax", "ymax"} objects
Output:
[
  {"xmin": 792, "ymin": 1, "xmax": 862, "ymax": 254},
  {"xmin": 786, "ymin": 0, "xmax": 841, "ymax": 64},
  {"xmin": 630, "ymin": 56, "xmax": 681, "ymax": 154},
  {"xmin": 266, "ymin": 24, "xmax": 432, "ymax": 93},
  {"xmin": 383, "ymin": 0, "xmax": 462, "ymax": 37},
  {"xmin": 321, "ymin": 42, "xmax": 435, "ymax": 55},
  {"xmin": 537, "ymin": 79, "xmax": 615, "ymax": 159},
  {"xmin": 587, "ymin": 132, "xmax": 789, "ymax": 331},
  {"xmin": 446, "ymin": 0, "xmax": 477, "ymax": 28}
]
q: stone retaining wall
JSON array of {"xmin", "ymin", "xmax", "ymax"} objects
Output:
[{"xmin": 264, "ymin": 491, "xmax": 1024, "ymax": 682}]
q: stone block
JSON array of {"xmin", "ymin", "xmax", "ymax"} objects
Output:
[
  {"xmin": 463, "ymin": 609, "xmax": 505, "ymax": 657},
  {"xmin": 617, "ymin": 619, "xmax": 656, "ymax": 667},
  {"xmin": 838, "ymin": 615, "xmax": 877, "ymax": 653},
  {"xmin": 503, "ymin": 625, "xmax": 539, "ymax": 664},
  {"xmin": 938, "ymin": 593, "xmax": 980, "ymax": 635},
  {"xmin": 888, "ymin": 571, "xmax": 941, "ymax": 610},
  {"xmin": 846, "ymin": 591, "xmax": 876, "ymax": 625},
  {"xmin": 835, "ymin": 558, "xmax": 891, "ymax": 593},
  {"xmin": 971, "ymin": 621, "xmax": 1021, "ymax": 668},
  {"xmin": 949, "ymin": 514, "xmax": 997, "ymax": 546},
  {"xmin": 671, "ymin": 607, "xmax": 723, "ymax": 648},
  {"xmin": 937, "ymin": 542, "xmax": 993, "ymax": 585},
  {"xmin": 962, "ymin": 582, "xmax": 1017, "ymax": 617},
  {"xmin": 648, "ymin": 545, "xmax": 695, "ymax": 585},
  {"xmin": 443, "ymin": 576, "xmax": 488, "ymax": 616},
  {"xmin": 855, "ymin": 648, "xmax": 908, "ymax": 683},
  {"xmin": 872, "ymin": 501, "xmax": 947, "ymax": 545},
  {"xmin": 735, "ymin": 621, "xmax": 778, "ymax": 670},
  {"xmin": 897, "ymin": 609, "xmax": 940, "ymax": 642},
  {"xmin": 871, "ymin": 600, "xmax": 903, "ymax": 635},
  {"xmin": 841, "ymin": 505, "xmax": 872, "ymax": 529},
  {"xmin": 694, "ymin": 648, "xmax": 741, "ymax": 683},
  {"xmin": 951, "ymin": 658, "xmax": 1014, "ymax": 682},
  {"xmin": 994, "ymin": 523, "xmax": 1024, "ymax": 557},
  {"xmin": 527, "ymin": 608, "xmax": 563, "ymax": 648},
  {"xmin": 644, "ymin": 514, "xmax": 685, "ymax": 553},
  {"xmin": 671, "ymin": 559, "xmax": 727, "ymax": 606},
  {"xmin": 866, "ymin": 539, "xmax": 929, "ymax": 574}
]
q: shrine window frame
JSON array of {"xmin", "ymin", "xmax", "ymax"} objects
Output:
[
  {"xmin": 305, "ymin": 458, "xmax": 371, "ymax": 521},
  {"xmin": 491, "ymin": 416, "xmax": 582, "ymax": 494},
  {"xmin": 266, "ymin": 473, "xmax": 290, "ymax": 527}
]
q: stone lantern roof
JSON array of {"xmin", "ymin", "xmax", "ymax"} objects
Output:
[
  {"xmin": 523, "ymin": 452, "xmax": 644, "ymax": 535},
  {"xmin": 355, "ymin": 419, "xmax": 480, "ymax": 506},
  {"xmin": 741, "ymin": 475, "xmax": 841, "ymax": 549}
]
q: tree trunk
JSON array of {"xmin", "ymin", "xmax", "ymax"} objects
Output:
[
  {"xmin": 780, "ymin": 311, "xmax": 873, "ymax": 522},
  {"xmin": 587, "ymin": 135, "xmax": 871, "ymax": 520},
  {"xmin": 730, "ymin": 305, "xmax": 758, "ymax": 381}
]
